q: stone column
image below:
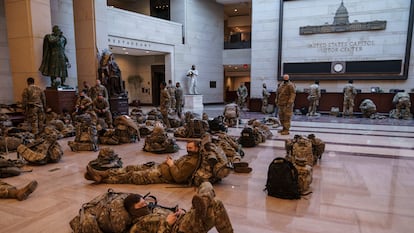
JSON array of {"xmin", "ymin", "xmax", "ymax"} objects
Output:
[
  {"xmin": 4, "ymin": 0, "xmax": 52, "ymax": 101},
  {"xmin": 73, "ymin": 0, "xmax": 108, "ymax": 88}
]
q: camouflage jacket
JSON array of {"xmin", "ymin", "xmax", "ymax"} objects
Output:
[
  {"xmin": 22, "ymin": 85, "xmax": 46, "ymax": 109},
  {"xmin": 343, "ymin": 83, "xmax": 357, "ymax": 100},
  {"xmin": 275, "ymin": 81, "xmax": 296, "ymax": 106},
  {"xmin": 159, "ymin": 153, "xmax": 199, "ymax": 184}
]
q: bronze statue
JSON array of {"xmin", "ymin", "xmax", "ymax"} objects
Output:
[
  {"xmin": 98, "ymin": 49, "xmax": 124, "ymax": 97},
  {"xmin": 39, "ymin": 25, "xmax": 70, "ymax": 88}
]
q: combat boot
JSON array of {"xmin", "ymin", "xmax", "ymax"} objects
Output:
[
  {"xmin": 86, "ymin": 165, "xmax": 108, "ymax": 183},
  {"xmin": 16, "ymin": 180, "xmax": 38, "ymax": 201},
  {"xmin": 280, "ymin": 130, "xmax": 290, "ymax": 135},
  {"xmin": 191, "ymin": 194, "xmax": 210, "ymax": 218},
  {"xmin": 234, "ymin": 166, "xmax": 252, "ymax": 173}
]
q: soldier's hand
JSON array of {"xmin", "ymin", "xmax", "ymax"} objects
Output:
[
  {"xmin": 166, "ymin": 155, "xmax": 174, "ymax": 167},
  {"xmin": 166, "ymin": 213, "xmax": 177, "ymax": 226}
]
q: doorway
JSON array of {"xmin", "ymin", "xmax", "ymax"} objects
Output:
[{"xmin": 151, "ymin": 65, "xmax": 165, "ymax": 106}]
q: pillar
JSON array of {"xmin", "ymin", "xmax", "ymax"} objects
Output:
[{"xmin": 5, "ymin": 0, "xmax": 52, "ymax": 101}]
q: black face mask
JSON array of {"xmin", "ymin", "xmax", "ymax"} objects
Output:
[
  {"xmin": 283, "ymin": 80, "xmax": 289, "ymax": 83},
  {"xmin": 128, "ymin": 206, "xmax": 151, "ymax": 219},
  {"xmin": 80, "ymin": 96, "xmax": 85, "ymax": 99},
  {"xmin": 188, "ymin": 151, "xmax": 199, "ymax": 157}
]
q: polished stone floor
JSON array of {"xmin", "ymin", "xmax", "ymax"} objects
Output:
[{"xmin": 0, "ymin": 105, "xmax": 413, "ymax": 233}]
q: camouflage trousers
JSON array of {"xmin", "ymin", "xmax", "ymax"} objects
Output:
[
  {"xmin": 396, "ymin": 99, "xmax": 411, "ymax": 118},
  {"xmin": 102, "ymin": 164, "xmax": 168, "ymax": 185},
  {"xmin": 176, "ymin": 99, "xmax": 183, "ymax": 117},
  {"xmin": 343, "ymin": 98, "xmax": 355, "ymax": 115},
  {"xmin": 26, "ymin": 106, "xmax": 45, "ymax": 135},
  {"xmin": 0, "ymin": 181, "xmax": 15, "ymax": 198},
  {"xmin": 160, "ymin": 108, "xmax": 171, "ymax": 128},
  {"xmin": 277, "ymin": 105, "xmax": 293, "ymax": 131}
]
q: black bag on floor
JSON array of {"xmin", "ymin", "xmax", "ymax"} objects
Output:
[
  {"xmin": 238, "ymin": 127, "xmax": 256, "ymax": 147},
  {"xmin": 265, "ymin": 157, "xmax": 300, "ymax": 199}
]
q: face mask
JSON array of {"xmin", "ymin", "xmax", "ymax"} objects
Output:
[{"xmin": 283, "ymin": 80, "xmax": 289, "ymax": 83}]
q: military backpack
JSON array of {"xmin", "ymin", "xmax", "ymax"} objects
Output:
[
  {"xmin": 238, "ymin": 127, "xmax": 257, "ymax": 147},
  {"xmin": 265, "ymin": 157, "xmax": 300, "ymax": 199}
]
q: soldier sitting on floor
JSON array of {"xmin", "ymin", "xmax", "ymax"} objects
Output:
[
  {"xmin": 223, "ymin": 103, "xmax": 239, "ymax": 127},
  {"xmin": 17, "ymin": 133, "xmax": 63, "ymax": 165},
  {"xmin": 390, "ymin": 91, "xmax": 412, "ymax": 119}
]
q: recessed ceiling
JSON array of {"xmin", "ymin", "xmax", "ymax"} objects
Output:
[{"xmin": 109, "ymin": 46, "xmax": 165, "ymax": 57}]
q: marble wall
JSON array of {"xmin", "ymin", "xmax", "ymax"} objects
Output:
[{"xmin": 0, "ymin": 0, "xmax": 13, "ymax": 104}]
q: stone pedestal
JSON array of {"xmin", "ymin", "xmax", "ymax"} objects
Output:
[
  {"xmin": 184, "ymin": 94, "xmax": 204, "ymax": 116},
  {"xmin": 44, "ymin": 89, "xmax": 76, "ymax": 114},
  {"xmin": 109, "ymin": 96, "xmax": 129, "ymax": 116}
]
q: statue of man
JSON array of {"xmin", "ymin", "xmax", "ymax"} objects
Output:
[
  {"xmin": 186, "ymin": 65, "xmax": 199, "ymax": 95},
  {"xmin": 262, "ymin": 83, "xmax": 270, "ymax": 114},
  {"xmin": 39, "ymin": 25, "xmax": 70, "ymax": 88}
]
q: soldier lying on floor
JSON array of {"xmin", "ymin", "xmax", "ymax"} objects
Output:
[
  {"xmin": 0, "ymin": 180, "xmax": 38, "ymax": 201},
  {"xmin": 70, "ymin": 182, "xmax": 233, "ymax": 233}
]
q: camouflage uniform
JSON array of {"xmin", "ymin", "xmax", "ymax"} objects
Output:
[
  {"xmin": 392, "ymin": 92, "xmax": 412, "ymax": 119},
  {"xmin": 93, "ymin": 97, "xmax": 113, "ymax": 127},
  {"xmin": 160, "ymin": 87, "xmax": 171, "ymax": 128},
  {"xmin": 90, "ymin": 83, "xmax": 109, "ymax": 101},
  {"xmin": 87, "ymin": 152, "xmax": 200, "ymax": 185},
  {"xmin": 167, "ymin": 83, "xmax": 176, "ymax": 111},
  {"xmin": 343, "ymin": 83, "xmax": 357, "ymax": 116},
  {"xmin": 130, "ymin": 182, "xmax": 234, "ymax": 233},
  {"xmin": 307, "ymin": 83, "xmax": 321, "ymax": 116},
  {"xmin": 17, "ymin": 134, "xmax": 63, "ymax": 165},
  {"xmin": 293, "ymin": 158, "xmax": 313, "ymax": 193},
  {"xmin": 262, "ymin": 84, "xmax": 270, "ymax": 114},
  {"xmin": 359, "ymin": 99, "xmax": 377, "ymax": 118},
  {"xmin": 22, "ymin": 83, "xmax": 46, "ymax": 135},
  {"xmin": 74, "ymin": 95, "xmax": 93, "ymax": 116},
  {"xmin": 0, "ymin": 180, "xmax": 38, "ymax": 201},
  {"xmin": 275, "ymin": 80, "xmax": 296, "ymax": 134},
  {"xmin": 175, "ymin": 85, "xmax": 184, "ymax": 117},
  {"xmin": 237, "ymin": 84, "xmax": 248, "ymax": 110}
]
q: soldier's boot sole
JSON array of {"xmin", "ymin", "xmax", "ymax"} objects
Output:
[
  {"xmin": 234, "ymin": 166, "xmax": 252, "ymax": 173},
  {"xmin": 16, "ymin": 180, "xmax": 38, "ymax": 201}
]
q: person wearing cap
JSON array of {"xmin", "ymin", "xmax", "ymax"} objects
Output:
[
  {"xmin": 0, "ymin": 180, "xmax": 38, "ymax": 201},
  {"xmin": 343, "ymin": 80, "xmax": 357, "ymax": 117},
  {"xmin": 93, "ymin": 92, "xmax": 113, "ymax": 128},
  {"xmin": 84, "ymin": 141, "xmax": 201, "ymax": 185},
  {"xmin": 275, "ymin": 74, "xmax": 296, "ymax": 135},
  {"xmin": 126, "ymin": 181, "xmax": 234, "ymax": 233},
  {"xmin": 73, "ymin": 89, "xmax": 93, "ymax": 116}
]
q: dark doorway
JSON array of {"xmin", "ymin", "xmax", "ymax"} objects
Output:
[
  {"xmin": 151, "ymin": 65, "xmax": 165, "ymax": 106},
  {"xmin": 150, "ymin": 0, "xmax": 170, "ymax": 20}
]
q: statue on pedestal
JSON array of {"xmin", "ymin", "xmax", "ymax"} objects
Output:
[
  {"xmin": 39, "ymin": 25, "xmax": 71, "ymax": 88},
  {"xmin": 98, "ymin": 49, "xmax": 125, "ymax": 97}
]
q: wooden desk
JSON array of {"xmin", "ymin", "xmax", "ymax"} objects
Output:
[{"xmin": 44, "ymin": 89, "xmax": 76, "ymax": 114}]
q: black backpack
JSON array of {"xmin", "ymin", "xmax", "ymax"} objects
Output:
[
  {"xmin": 265, "ymin": 157, "xmax": 300, "ymax": 199},
  {"xmin": 238, "ymin": 127, "xmax": 256, "ymax": 147}
]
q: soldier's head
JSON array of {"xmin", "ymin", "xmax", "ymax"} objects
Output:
[
  {"xmin": 283, "ymin": 74, "xmax": 290, "ymax": 82},
  {"xmin": 348, "ymin": 80, "xmax": 353, "ymax": 84},
  {"xmin": 263, "ymin": 83, "xmax": 267, "ymax": 88},
  {"xmin": 176, "ymin": 82, "xmax": 181, "ymax": 88},
  {"xmin": 97, "ymin": 93, "xmax": 104, "ymax": 100},
  {"xmin": 79, "ymin": 89, "xmax": 87, "ymax": 98},
  {"xmin": 315, "ymin": 80, "xmax": 319, "ymax": 85},
  {"xmin": 187, "ymin": 141, "xmax": 200, "ymax": 155},
  {"xmin": 52, "ymin": 25, "xmax": 61, "ymax": 35},
  {"xmin": 191, "ymin": 64, "xmax": 196, "ymax": 70},
  {"xmin": 124, "ymin": 193, "xmax": 150, "ymax": 219},
  {"xmin": 160, "ymin": 81, "xmax": 167, "ymax": 89},
  {"xmin": 27, "ymin": 77, "xmax": 35, "ymax": 85},
  {"xmin": 168, "ymin": 80, "xmax": 172, "ymax": 84},
  {"xmin": 96, "ymin": 79, "xmax": 101, "ymax": 86}
]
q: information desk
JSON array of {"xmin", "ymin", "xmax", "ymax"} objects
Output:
[{"xmin": 246, "ymin": 92, "xmax": 414, "ymax": 113}]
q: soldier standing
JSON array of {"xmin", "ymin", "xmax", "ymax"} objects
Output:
[
  {"xmin": 175, "ymin": 82, "xmax": 184, "ymax": 118},
  {"xmin": 307, "ymin": 80, "xmax": 321, "ymax": 116},
  {"xmin": 262, "ymin": 83, "xmax": 270, "ymax": 114},
  {"xmin": 160, "ymin": 81, "xmax": 171, "ymax": 128},
  {"xmin": 167, "ymin": 80, "xmax": 176, "ymax": 112},
  {"xmin": 343, "ymin": 80, "xmax": 357, "ymax": 117},
  {"xmin": 275, "ymin": 74, "xmax": 296, "ymax": 135},
  {"xmin": 237, "ymin": 82, "xmax": 248, "ymax": 110},
  {"xmin": 22, "ymin": 77, "xmax": 46, "ymax": 135}
]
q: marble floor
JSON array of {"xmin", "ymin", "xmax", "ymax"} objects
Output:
[{"xmin": 0, "ymin": 105, "xmax": 413, "ymax": 233}]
